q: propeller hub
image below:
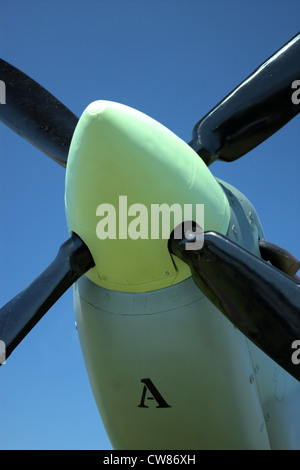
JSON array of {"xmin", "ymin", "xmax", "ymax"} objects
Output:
[{"xmin": 65, "ymin": 101, "xmax": 230, "ymax": 292}]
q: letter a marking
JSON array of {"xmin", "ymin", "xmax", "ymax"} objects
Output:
[{"xmin": 138, "ymin": 378, "xmax": 171, "ymax": 408}]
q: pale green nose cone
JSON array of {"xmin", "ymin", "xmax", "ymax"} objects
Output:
[{"xmin": 65, "ymin": 101, "xmax": 230, "ymax": 293}]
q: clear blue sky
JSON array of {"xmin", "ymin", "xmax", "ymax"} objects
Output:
[{"xmin": 0, "ymin": 0, "xmax": 299, "ymax": 450}]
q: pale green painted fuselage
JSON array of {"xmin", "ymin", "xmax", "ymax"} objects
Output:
[{"xmin": 65, "ymin": 101, "xmax": 300, "ymax": 449}]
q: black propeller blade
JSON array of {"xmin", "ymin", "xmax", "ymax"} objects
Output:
[
  {"xmin": 259, "ymin": 239, "xmax": 300, "ymax": 282},
  {"xmin": 189, "ymin": 32, "xmax": 300, "ymax": 165},
  {"xmin": 0, "ymin": 233, "xmax": 94, "ymax": 362},
  {"xmin": 169, "ymin": 228, "xmax": 300, "ymax": 381},
  {"xmin": 0, "ymin": 59, "xmax": 78, "ymax": 167}
]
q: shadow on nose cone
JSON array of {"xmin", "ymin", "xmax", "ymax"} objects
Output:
[{"xmin": 65, "ymin": 101, "xmax": 230, "ymax": 293}]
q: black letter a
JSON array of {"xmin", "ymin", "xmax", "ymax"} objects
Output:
[{"xmin": 138, "ymin": 378, "xmax": 171, "ymax": 408}]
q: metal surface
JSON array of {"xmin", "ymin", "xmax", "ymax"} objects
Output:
[
  {"xmin": 189, "ymin": 33, "xmax": 300, "ymax": 165},
  {"xmin": 0, "ymin": 233, "xmax": 94, "ymax": 359},
  {"xmin": 0, "ymin": 59, "xmax": 78, "ymax": 167}
]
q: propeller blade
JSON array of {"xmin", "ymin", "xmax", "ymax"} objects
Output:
[
  {"xmin": 0, "ymin": 59, "xmax": 78, "ymax": 167},
  {"xmin": 169, "ymin": 228, "xmax": 300, "ymax": 381},
  {"xmin": 189, "ymin": 33, "xmax": 300, "ymax": 165},
  {"xmin": 0, "ymin": 233, "xmax": 94, "ymax": 362},
  {"xmin": 259, "ymin": 239, "xmax": 300, "ymax": 282}
]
